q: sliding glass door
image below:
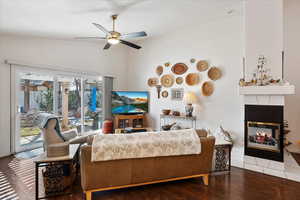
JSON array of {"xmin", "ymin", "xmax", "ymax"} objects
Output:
[
  {"xmin": 13, "ymin": 68, "xmax": 103, "ymax": 153},
  {"xmin": 83, "ymin": 78, "xmax": 103, "ymax": 132},
  {"xmin": 56, "ymin": 76, "xmax": 82, "ymax": 133},
  {"xmin": 16, "ymin": 72, "xmax": 54, "ymax": 152}
]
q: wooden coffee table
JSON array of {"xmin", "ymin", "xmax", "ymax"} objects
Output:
[{"xmin": 33, "ymin": 144, "xmax": 80, "ymax": 200}]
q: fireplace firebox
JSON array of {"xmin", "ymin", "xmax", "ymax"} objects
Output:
[{"xmin": 245, "ymin": 105, "xmax": 284, "ymax": 162}]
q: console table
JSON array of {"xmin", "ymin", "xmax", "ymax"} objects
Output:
[
  {"xmin": 33, "ymin": 144, "xmax": 80, "ymax": 200},
  {"xmin": 160, "ymin": 114, "xmax": 197, "ymax": 130}
]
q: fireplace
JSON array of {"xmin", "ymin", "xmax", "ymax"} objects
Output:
[{"xmin": 245, "ymin": 105, "xmax": 284, "ymax": 162}]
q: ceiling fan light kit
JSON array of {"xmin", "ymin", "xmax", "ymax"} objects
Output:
[
  {"xmin": 76, "ymin": 14, "xmax": 147, "ymax": 50},
  {"xmin": 107, "ymin": 37, "xmax": 120, "ymax": 45}
]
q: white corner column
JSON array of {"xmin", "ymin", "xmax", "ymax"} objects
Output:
[{"xmin": 245, "ymin": 0, "xmax": 283, "ymax": 80}]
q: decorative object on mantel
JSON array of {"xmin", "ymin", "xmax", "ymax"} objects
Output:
[
  {"xmin": 171, "ymin": 88, "xmax": 184, "ymax": 101},
  {"xmin": 270, "ymin": 79, "xmax": 281, "ymax": 84},
  {"xmin": 155, "ymin": 85, "xmax": 162, "ymax": 99},
  {"xmin": 183, "ymin": 91, "xmax": 198, "ymax": 117},
  {"xmin": 256, "ymin": 55, "xmax": 266, "ymax": 85},
  {"xmin": 208, "ymin": 67, "xmax": 222, "ymax": 81},
  {"xmin": 190, "ymin": 58, "xmax": 196, "ymax": 63},
  {"xmin": 176, "ymin": 77, "xmax": 183, "ymax": 85},
  {"xmin": 156, "ymin": 65, "xmax": 164, "ymax": 76},
  {"xmin": 147, "ymin": 78, "xmax": 158, "ymax": 87},
  {"xmin": 239, "ymin": 55, "xmax": 285, "ymax": 87},
  {"xmin": 162, "ymin": 109, "xmax": 171, "ymax": 115},
  {"xmin": 161, "ymin": 90, "xmax": 169, "ymax": 98},
  {"xmin": 239, "ymin": 78, "xmax": 246, "ymax": 87},
  {"xmin": 186, "ymin": 73, "xmax": 200, "ymax": 86},
  {"xmin": 202, "ymin": 81, "xmax": 214, "ymax": 96},
  {"xmin": 239, "ymin": 57, "xmax": 246, "ymax": 86},
  {"xmin": 197, "ymin": 60, "xmax": 209, "ymax": 72},
  {"xmin": 164, "ymin": 62, "xmax": 171, "ymax": 67},
  {"xmin": 161, "ymin": 74, "xmax": 175, "ymax": 88},
  {"xmin": 256, "ymin": 55, "xmax": 270, "ymax": 86},
  {"xmin": 171, "ymin": 63, "xmax": 188, "ymax": 75}
]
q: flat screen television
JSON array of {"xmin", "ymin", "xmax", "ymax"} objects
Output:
[{"xmin": 111, "ymin": 91, "xmax": 149, "ymax": 114}]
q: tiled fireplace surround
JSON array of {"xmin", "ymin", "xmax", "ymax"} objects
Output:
[{"xmin": 236, "ymin": 86, "xmax": 300, "ymax": 182}]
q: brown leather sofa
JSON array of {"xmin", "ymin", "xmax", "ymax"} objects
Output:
[{"xmin": 80, "ymin": 133, "xmax": 215, "ymax": 200}]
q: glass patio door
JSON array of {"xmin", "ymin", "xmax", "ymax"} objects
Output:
[
  {"xmin": 13, "ymin": 68, "xmax": 103, "ymax": 153},
  {"xmin": 15, "ymin": 71, "xmax": 54, "ymax": 152},
  {"xmin": 82, "ymin": 78, "xmax": 103, "ymax": 132},
  {"xmin": 56, "ymin": 76, "xmax": 82, "ymax": 133}
]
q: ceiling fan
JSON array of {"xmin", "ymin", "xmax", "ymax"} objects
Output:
[{"xmin": 76, "ymin": 15, "xmax": 147, "ymax": 50}]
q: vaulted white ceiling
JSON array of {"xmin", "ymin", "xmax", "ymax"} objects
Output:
[{"xmin": 0, "ymin": 0, "xmax": 242, "ymax": 39}]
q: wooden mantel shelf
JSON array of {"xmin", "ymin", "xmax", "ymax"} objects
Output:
[{"xmin": 239, "ymin": 85, "xmax": 295, "ymax": 95}]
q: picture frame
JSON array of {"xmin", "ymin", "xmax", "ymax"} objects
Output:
[{"xmin": 171, "ymin": 88, "xmax": 184, "ymax": 101}]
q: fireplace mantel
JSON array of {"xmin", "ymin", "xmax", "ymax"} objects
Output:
[{"xmin": 239, "ymin": 85, "xmax": 295, "ymax": 96}]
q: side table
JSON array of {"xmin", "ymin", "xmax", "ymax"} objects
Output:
[
  {"xmin": 213, "ymin": 139, "xmax": 233, "ymax": 173},
  {"xmin": 33, "ymin": 144, "xmax": 80, "ymax": 200}
]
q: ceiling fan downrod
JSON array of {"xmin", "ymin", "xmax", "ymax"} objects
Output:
[{"xmin": 112, "ymin": 14, "xmax": 118, "ymax": 32}]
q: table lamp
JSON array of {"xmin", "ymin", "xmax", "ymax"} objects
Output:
[{"xmin": 183, "ymin": 91, "xmax": 198, "ymax": 117}]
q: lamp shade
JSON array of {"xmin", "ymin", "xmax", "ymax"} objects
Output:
[{"xmin": 183, "ymin": 91, "xmax": 198, "ymax": 104}]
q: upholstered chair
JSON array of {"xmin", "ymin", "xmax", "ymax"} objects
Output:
[{"xmin": 41, "ymin": 118, "xmax": 77, "ymax": 157}]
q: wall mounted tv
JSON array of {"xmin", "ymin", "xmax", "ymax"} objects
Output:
[{"xmin": 112, "ymin": 91, "xmax": 149, "ymax": 115}]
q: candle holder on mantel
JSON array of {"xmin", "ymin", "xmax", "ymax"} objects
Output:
[
  {"xmin": 239, "ymin": 55, "xmax": 281, "ymax": 87},
  {"xmin": 256, "ymin": 55, "xmax": 269, "ymax": 86}
]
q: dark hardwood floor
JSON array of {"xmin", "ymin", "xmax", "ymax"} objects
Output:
[{"xmin": 0, "ymin": 155, "xmax": 300, "ymax": 200}]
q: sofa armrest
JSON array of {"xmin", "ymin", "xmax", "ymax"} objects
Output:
[
  {"xmin": 196, "ymin": 129, "xmax": 208, "ymax": 137},
  {"xmin": 198, "ymin": 136, "xmax": 216, "ymax": 172},
  {"xmin": 80, "ymin": 145, "xmax": 93, "ymax": 191}
]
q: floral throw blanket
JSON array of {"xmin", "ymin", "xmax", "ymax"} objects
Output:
[{"xmin": 91, "ymin": 129, "xmax": 201, "ymax": 162}]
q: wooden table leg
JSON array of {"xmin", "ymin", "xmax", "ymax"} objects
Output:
[
  {"xmin": 86, "ymin": 191, "xmax": 92, "ymax": 200},
  {"xmin": 202, "ymin": 174, "xmax": 209, "ymax": 185},
  {"xmin": 229, "ymin": 145, "xmax": 232, "ymax": 172}
]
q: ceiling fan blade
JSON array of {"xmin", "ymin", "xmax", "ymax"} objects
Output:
[
  {"xmin": 121, "ymin": 31, "xmax": 147, "ymax": 39},
  {"xmin": 92, "ymin": 23, "xmax": 111, "ymax": 35},
  {"xmin": 120, "ymin": 40, "xmax": 141, "ymax": 49},
  {"xmin": 75, "ymin": 37, "xmax": 106, "ymax": 40},
  {"xmin": 103, "ymin": 43, "xmax": 111, "ymax": 50}
]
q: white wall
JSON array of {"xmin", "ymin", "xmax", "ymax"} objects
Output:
[
  {"xmin": 245, "ymin": 0, "xmax": 283, "ymax": 80},
  {"xmin": 127, "ymin": 16, "xmax": 244, "ymax": 166},
  {"xmin": 284, "ymin": 0, "xmax": 300, "ymax": 143},
  {"xmin": 0, "ymin": 35, "xmax": 129, "ymax": 157}
]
